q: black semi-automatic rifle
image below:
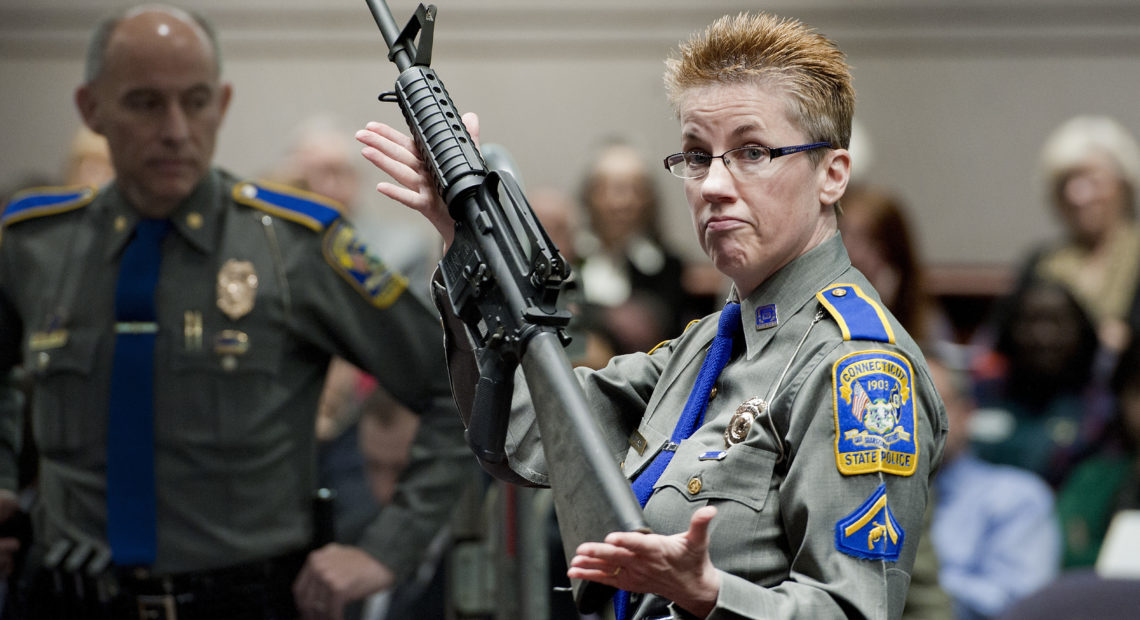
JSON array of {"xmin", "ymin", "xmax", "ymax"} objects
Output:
[{"xmin": 363, "ymin": 1, "xmax": 649, "ymax": 613}]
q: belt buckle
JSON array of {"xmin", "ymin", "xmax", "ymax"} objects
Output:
[{"xmin": 137, "ymin": 593, "xmax": 178, "ymax": 620}]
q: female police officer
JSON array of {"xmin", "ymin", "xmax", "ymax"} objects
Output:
[{"xmin": 356, "ymin": 12, "xmax": 946, "ymax": 620}]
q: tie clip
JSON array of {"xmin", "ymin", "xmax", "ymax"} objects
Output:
[{"xmin": 115, "ymin": 321, "xmax": 158, "ymax": 334}]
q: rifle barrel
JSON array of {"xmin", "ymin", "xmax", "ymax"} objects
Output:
[{"xmin": 364, "ymin": 0, "xmax": 412, "ymax": 70}]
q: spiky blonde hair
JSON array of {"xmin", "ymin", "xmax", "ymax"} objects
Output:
[{"xmin": 664, "ymin": 12, "xmax": 855, "ymax": 164}]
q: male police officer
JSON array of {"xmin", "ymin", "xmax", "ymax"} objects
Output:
[{"xmin": 0, "ymin": 5, "xmax": 472, "ymax": 618}]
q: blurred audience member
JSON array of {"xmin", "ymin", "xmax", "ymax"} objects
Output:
[
  {"xmin": 277, "ymin": 115, "xmax": 359, "ymax": 205},
  {"xmin": 528, "ymin": 185, "xmax": 619, "ymax": 370},
  {"xmin": 528, "ymin": 185, "xmax": 580, "ymax": 264},
  {"xmin": 1015, "ymin": 115, "xmax": 1140, "ymax": 353},
  {"xmin": 930, "ymin": 350, "xmax": 1061, "ymax": 620},
  {"xmin": 840, "ymin": 183, "xmax": 949, "ymax": 344},
  {"xmin": 62, "ymin": 125, "xmax": 114, "ymax": 187},
  {"xmin": 1056, "ymin": 337, "xmax": 1140, "ymax": 568},
  {"xmin": 574, "ymin": 140, "xmax": 716, "ymax": 353},
  {"xmin": 358, "ymin": 392, "xmax": 420, "ymax": 508},
  {"xmin": 971, "ymin": 277, "xmax": 1113, "ymax": 486}
]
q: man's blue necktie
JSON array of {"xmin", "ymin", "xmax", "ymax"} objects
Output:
[
  {"xmin": 106, "ymin": 218, "xmax": 169, "ymax": 566},
  {"xmin": 614, "ymin": 301, "xmax": 742, "ymax": 620}
]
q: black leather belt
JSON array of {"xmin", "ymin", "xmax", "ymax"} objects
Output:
[{"xmin": 114, "ymin": 549, "xmax": 309, "ymax": 620}]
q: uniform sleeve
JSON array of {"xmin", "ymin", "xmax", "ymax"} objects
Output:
[
  {"xmin": 0, "ymin": 242, "xmax": 25, "ymax": 494},
  {"xmin": 288, "ymin": 223, "xmax": 478, "ymax": 580},
  {"xmin": 0, "ymin": 369, "xmax": 22, "ymax": 495},
  {"xmin": 709, "ymin": 342, "xmax": 946, "ymax": 620},
  {"xmin": 501, "ymin": 347, "xmax": 670, "ymax": 487}
]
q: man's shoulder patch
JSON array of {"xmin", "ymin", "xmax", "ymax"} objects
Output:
[
  {"xmin": 1, "ymin": 185, "xmax": 96, "ymax": 228},
  {"xmin": 322, "ymin": 220, "xmax": 408, "ymax": 309},
  {"xmin": 836, "ymin": 483, "xmax": 905, "ymax": 561},
  {"xmin": 233, "ymin": 180, "xmax": 342, "ymax": 232},
  {"xmin": 832, "ymin": 349, "xmax": 918, "ymax": 476},
  {"xmin": 816, "ymin": 283, "xmax": 895, "ymax": 344}
]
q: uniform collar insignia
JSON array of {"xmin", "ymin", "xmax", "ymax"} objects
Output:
[{"xmin": 754, "ymin": 304, "xmax": 778, "ymax": 330}]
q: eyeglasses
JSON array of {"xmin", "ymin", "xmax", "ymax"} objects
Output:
[{"xmin": 663, "ymin": 142, "xmax": 832, "ymax": 180}]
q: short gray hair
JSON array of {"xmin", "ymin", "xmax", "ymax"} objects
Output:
[{"xmin": 84, "ymin": 4, "xmax": 222, "ymax": 84}]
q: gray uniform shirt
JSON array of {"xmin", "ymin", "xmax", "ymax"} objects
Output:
[
  {"xmin": 440, "ymin": 233, "xmax": 947, "ymax": 619},
  {"xmin": 0, "ymin": 168, "xmax": 472, "ymax": 577}
]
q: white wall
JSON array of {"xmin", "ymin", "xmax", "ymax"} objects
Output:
[{"xmin": 3, "ymin": 0, "xmax": 1140, "ymax": 267}]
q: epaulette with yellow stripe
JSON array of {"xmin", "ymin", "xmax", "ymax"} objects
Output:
[
  {"xmin": 1, "ymin": 185, "xmax": 96, "ymax": 228},
  {"xmin": 647, "ymin": 317, "xmax": 701, "ymax": 355},
  {"xmin": 816, "ymin": 283, "xmax": 895, "ymax": 344},
  {"xmin": 233, "ymin": 180, "xmax": 343, "ymax": 232}
]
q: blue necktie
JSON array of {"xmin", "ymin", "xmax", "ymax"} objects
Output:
[
  {"xmin": 614, "ymin": 301, "xmax": 741, "ymax": 620},
  {"xmin": 106, "ymin": 218, "xmax": 169, "ymax": 566}
]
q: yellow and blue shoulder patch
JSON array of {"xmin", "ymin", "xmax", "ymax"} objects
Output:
[
  {"xmin": 1, "ymin": 185, "xmax": 95, "ymax": 228},
  {"xmin": 833, "ymin": 350, "xmax": 918, "ymax": 476},
  {"xmin": 836, "ymin": 483, "xmax": 904, "ymax": 562},
  {"xmin": 322, "ymin": 220, "xmax": 408, "ymax": 309},
  {"xmin": 816, "ymin": 283, "xmax": 895, "ymax": 344},
  {"xmin": 233, "ymin": 180, "xmax": 342, "ymax": 232}
]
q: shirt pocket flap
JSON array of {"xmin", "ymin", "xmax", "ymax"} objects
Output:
[{"xmin": 654, "ymin": 440, "xmax": 777, "ymax": 511}]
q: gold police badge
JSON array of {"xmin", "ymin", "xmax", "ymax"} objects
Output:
[
  {"xmin": 725, "ymin": 397, "xmax": 767, "ymax": 448},
  {"xmin": 216, "ymin": 259, "xmax": 258, "ymax": 321}
]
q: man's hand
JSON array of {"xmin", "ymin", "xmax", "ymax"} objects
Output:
[
  {"xmin": 293, "ymin": 543, "xmax": 396, "ymax": 620},
  {"xmin": 567, "ymin": 505, "xmax": 722, "ymax": 619}
]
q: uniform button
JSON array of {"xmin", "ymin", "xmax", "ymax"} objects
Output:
[
  {"xmin": 709, "ymin": 386, "xmax": 718, "ymax": 400},
  {"xmin": 221, "ymin": 355, "xmax": 238, "ymax": 372},
  {"xmin": 37, "ymin": 351, "xmax": 50, "ymax": 371},
  {"xmin": 687, "ymin": 477, "xmax": 702, "ymax": 495}
]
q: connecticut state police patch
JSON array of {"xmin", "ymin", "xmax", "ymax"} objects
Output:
[
  {"xmin": 832, "ymin": 350, "xmax": 918, "ymax": 476},
  {"xmin": 322, "ymin": 220, "xmax": 407, "ymax": 309}
]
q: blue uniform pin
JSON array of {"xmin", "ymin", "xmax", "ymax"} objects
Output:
[{"xmin": 755, "ymin": 303, "xmax": 778, "ymax": 330}]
